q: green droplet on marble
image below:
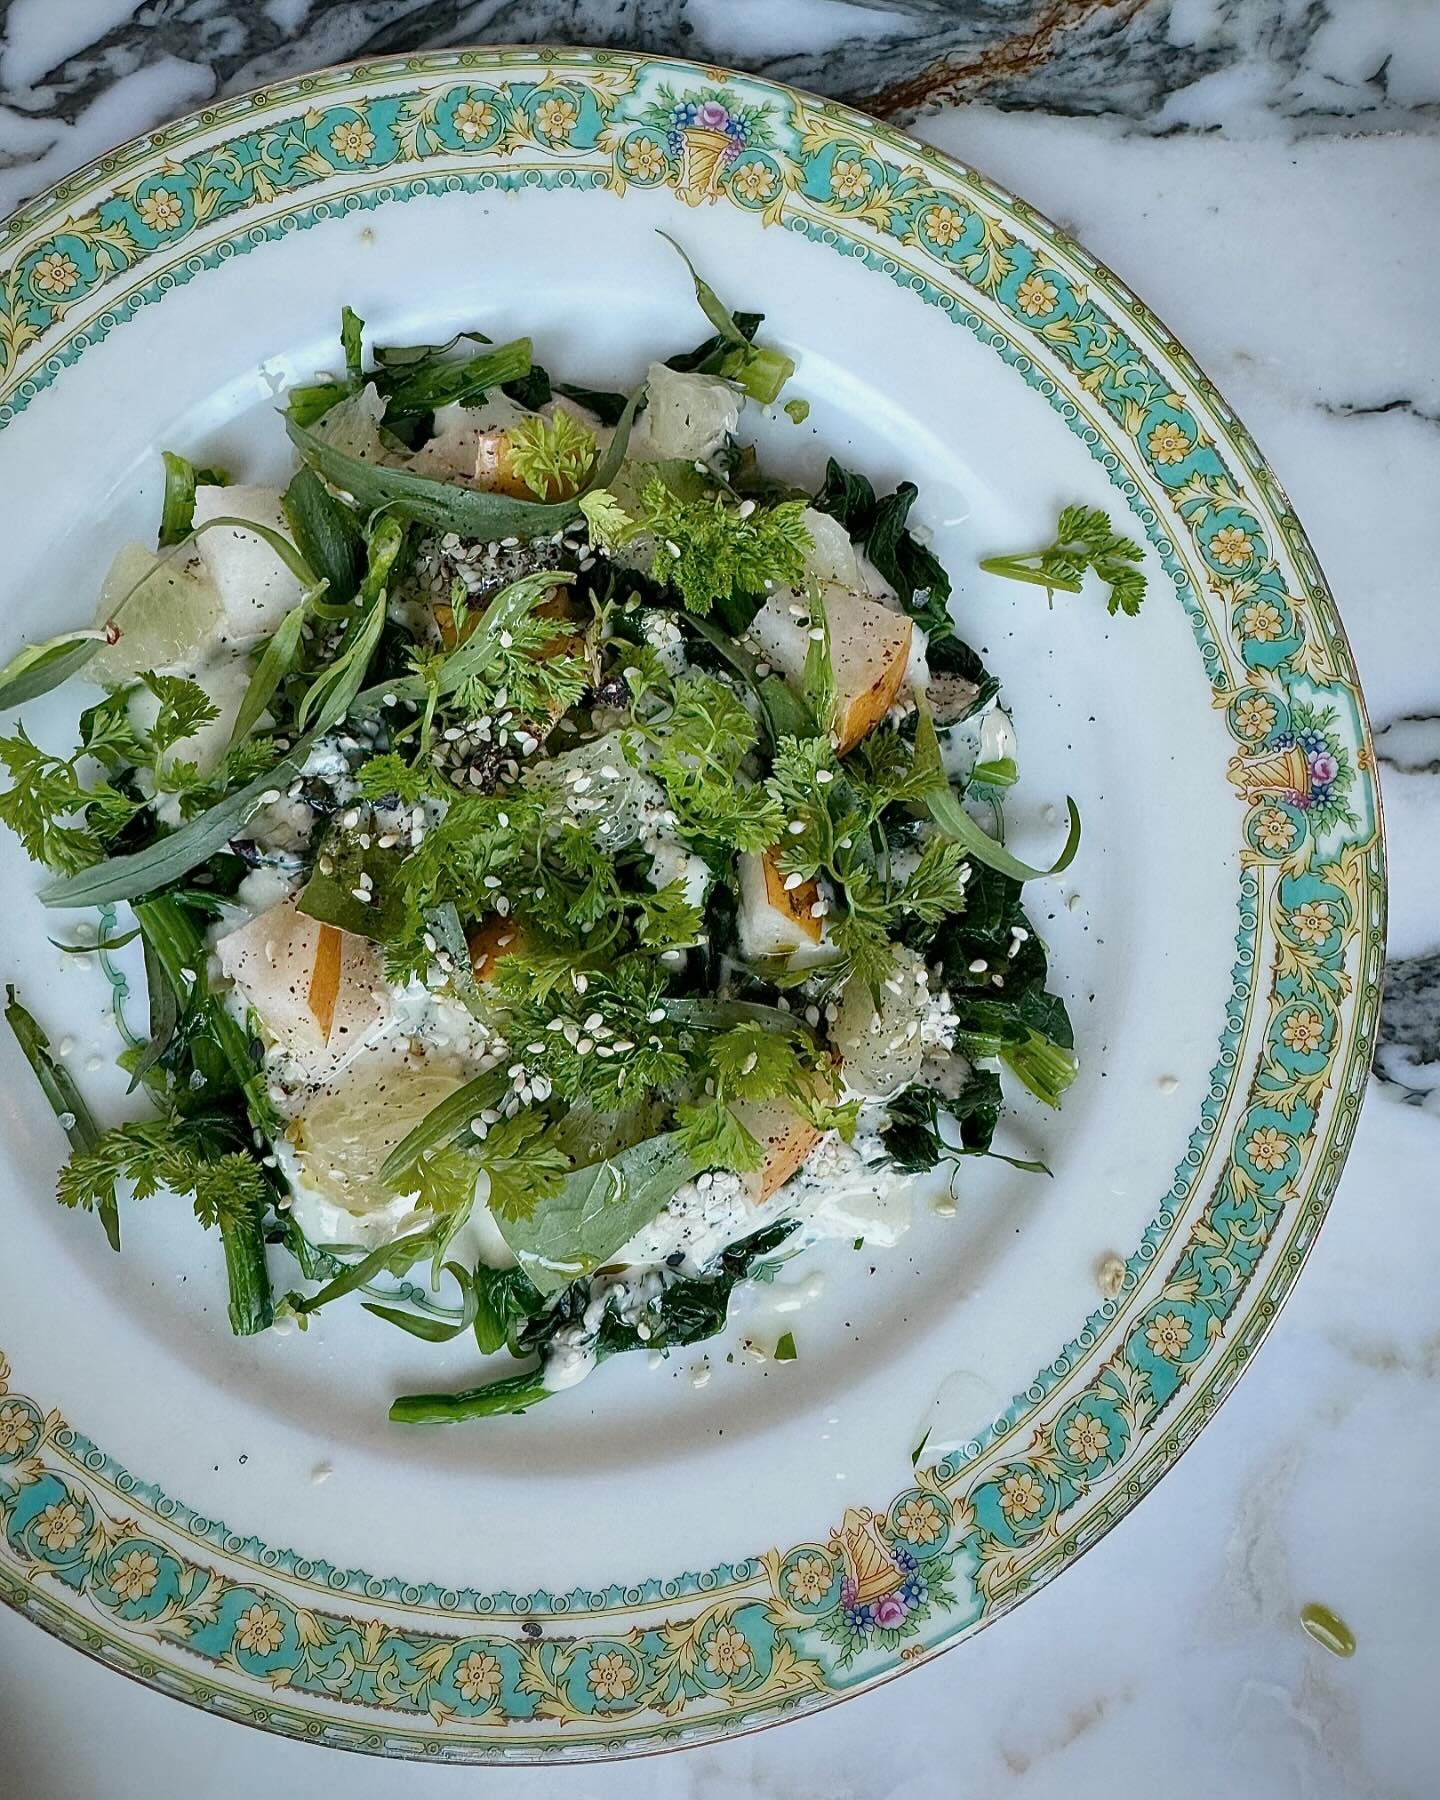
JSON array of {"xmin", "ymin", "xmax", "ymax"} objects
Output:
[{"xmin": 1300, "ymin": 1603, "xmax": 1355, "ymax": 1657}]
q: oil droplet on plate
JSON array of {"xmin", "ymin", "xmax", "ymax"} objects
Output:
[
  {"xmin": 690, "ymin": 1360, "xmax": 711, "ymax": 1389},
  {"xmin": 1157, "ymin": 1074, "xmax": 1179, "ymax": 1094},
  {"xmin": 1096, "ymin": 1253, "xmax": 1126, "ymax": 1298},
  {"xmin": 311, "ymin": 1462, "xmax": 333, "ymax": 1486},
  {"xmin": 1300, "ymin": 1603, "xmax": 1355, "ymax": 1657}
]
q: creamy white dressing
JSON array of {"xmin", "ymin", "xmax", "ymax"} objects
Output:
[
  {"xmin": 939, "ymin": 699, "xmax": 1015, "ymax": 783},
  {"xmin": 537, "ymin": 1116, "xmax": 917, "ymax": 1392}
]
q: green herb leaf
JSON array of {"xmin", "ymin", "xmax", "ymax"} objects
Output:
[
  {"xmin": 39, "ymin": 738, "xmax": 313, "ymax": 907},
  {"xmin": 361, "ymin": 1262, "xmax": 477, "ymax": 1341},
  {"xmin": 774, "ymin": 1330, "xmax": 797, "ymax": 1362},
  {"xmin": 472, "ymin": 1264, "xmax": 545, "ymax": 1355},
  {"xmin": 495, "ymin": 1131, "xmax": 700, "ymax": 1295},
  {"xmin": 5, "ymin": 985, "xmax": 115, "ymax": 1249},
  {"xmin": 283, "ymin": 466, "xmax": 362, "ymax": 605},
  {"xmin": 980, "ymin": 504, "xmax": 1147, "ymax": 616},
  {"xmin": 159, "ymin": 452, "xmax": 230, "ymax": 548},
  {"xmin": 380, "ymin": 1068, "xmax": 512, "ymax": 1184},
  {"xmin": 658, "ymin": 231, "xmax": 794, "ymax": 402},
  {"xmin": 284, "ymin": 385, "xmax": 640, "ymax": 540},
  {"xmin": 0, "ymin": 632, "xmax": 110, "ymax": 710},
  {"xmin": 296, "ymin": 515, "xmax": 405, "ymax": 733},
  {"xmin": 339, "ymin": 304, "xmax": 365, "ymax": 386},
  {"xmin": 676, "ymin": 1100, "xmax": 763, "ymax": 1174},
  {"xmin": 297, "ymin": 833, "xmax": 407, "ymax": 941}
]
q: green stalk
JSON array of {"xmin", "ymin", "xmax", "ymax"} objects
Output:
[
  {"xmin": 389, "ymin": 1366, "xmax": 553, "ymax": 1423},
  {"xmin": 4, "ymin": 986, "xmax": 118, "ymax": 1251},
  {"xmin": 132, "ymin": 897, "xmax": 275, "ymax": 1333}
]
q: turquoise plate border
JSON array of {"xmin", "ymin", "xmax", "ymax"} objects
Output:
[{"xmin": 0, "ymin": 49, "xmax": 1384, "ymax": 1762}]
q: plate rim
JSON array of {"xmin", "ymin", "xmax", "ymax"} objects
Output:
[{"xmin": 0, "ymin": 44, "xmax": 1386, "ymax": 1762}]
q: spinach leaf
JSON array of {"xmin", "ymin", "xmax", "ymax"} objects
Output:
[
  {"xmin": 812, "ymin": 457, "xmax": 992, "ymax": 685},
  {"xmin": 495, "ymin": 1131, "xmax": 700, "ymax": 1295},
  {"xmin": 472, "ymin": 1264, "xmax": 546, "ymax": 1354},
  {"xmin": 283, "ymin": 466, "xmax": 363, "ymax": 606},
  {"xmin": 297, "ymin": 833, "xmax": 407, "ymax": 942}
]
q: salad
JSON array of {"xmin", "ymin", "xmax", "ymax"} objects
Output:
[{"xmin": 0, "ymin": 241, "xmax": 1143, "ymax": 1422}]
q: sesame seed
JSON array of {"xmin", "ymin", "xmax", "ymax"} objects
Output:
[
  {"xmin": 787, "ymin": 819, "xmax": 806, "ymax": 835},
  {"xmin": 576, "ymin": 1037, "xmax": 594, "ymax": 1056},
  {"xmin": 969, "ymin": 958, "xmax": 988, "ymax": 973},
  {"xmin": 804, "ymin": 1005, "xmax": 821, "ymax": 1026},
  {"xmin": 259, "ymin": 789, "xmax": 281, "ymax": 806},
  {"xmin": 350, "ymin": 887, "xmax": 369, "ymax": 903},
  {"xmin": 573, "ymin": 973, "xmax": 589, "ymax": 993},
  {"xmin": 666, "ymin": 540, "xmax": 682, "ymax": 560},
  {"xmin": 583, "ymin": 1012, "xmax": 603, "ymax": 1032},
  {"xmin": 738, "ymin": 498, "xmax": 757, "ymax": 518},
  {"xmin": 808, "ymin": 627, "xmax": 826, "ymax": 642},
  {"xmin": 341, "ymin": 809, "xmax": 360, "ymax": 830},
  {"xmin": 647, "ymin": 1007, "xmax": 667, "ymax": 1024}
]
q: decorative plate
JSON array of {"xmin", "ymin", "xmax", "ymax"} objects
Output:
[{"xmin": 0, "ymin": 48, "xmax": 1383, "ymax": 1763}]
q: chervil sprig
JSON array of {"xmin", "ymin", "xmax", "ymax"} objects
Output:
[
  {"xmin": 981, "ymin": 504, "xmax": 1146, "ymax": 616},
  {"xmin": 635, "ymin": 671, "xmax": 783, "ymax": 853},
  {"xmin": 581, "ymin": 481, "xmax": 812, "ymax": 617},
  {"xmin": 57, "ymin": 1118, "xmax": 269, "ymax": 1232},
  {"xmin": 506, "ymin": 410, "xmax": 599, "ymax": 501}
]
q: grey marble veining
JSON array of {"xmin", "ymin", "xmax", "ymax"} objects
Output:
[{"xmin": 1, "ymin": 1, "xmax": 1438, "ymax": 217}]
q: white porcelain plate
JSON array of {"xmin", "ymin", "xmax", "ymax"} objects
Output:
[{"xmin": 0, "ymin": 49, "xmax": 1384, "ymax": 1762}]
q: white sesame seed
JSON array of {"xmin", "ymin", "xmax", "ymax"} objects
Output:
[
  {"xmin": 808, "ymin": 627, "xmax": 826, "ymax": 642},
  {"xmin": 647, "ymin": 1007, "xmax": 667, "ymax": 1024},
  {"xmin": 783, "ymin": 872, "xmax": 804, "ymax": 890},
  {"xmin": 815, "ymin": 768, "xmax": 833, "ymax": 784},
  {"xmin": 787, "ymin": 820, "xmax": 806, "ymax": 835},
  {"xmin": 576, "ymin": 1037, "xmax": 594, "ymax": 1055},
  {"xmin": 573, "ymin": 973, "xmax": 589, "ymax": 993},
  {"xmin": 341, "ymin": 809, "xmax": 360, "ymax": 830},
  {"xmin": 666, "ymin": 540, "xmax": 682, "ymax": 559},
  {"xmin": 969, "ymin": 958, "xmax": 988, "ymax": 973},
  {"xmin": 804, "ymin": 1005, "xmax": 821, "ymax": 1026},
  {"xmin": 350, "ymin": 887, "xmax": 369, "ymax": 902}
]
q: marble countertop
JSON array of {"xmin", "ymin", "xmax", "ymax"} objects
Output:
[{"xmin": 1, "ymin": 6, "xmax": 1436, "ymax": 1797}]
